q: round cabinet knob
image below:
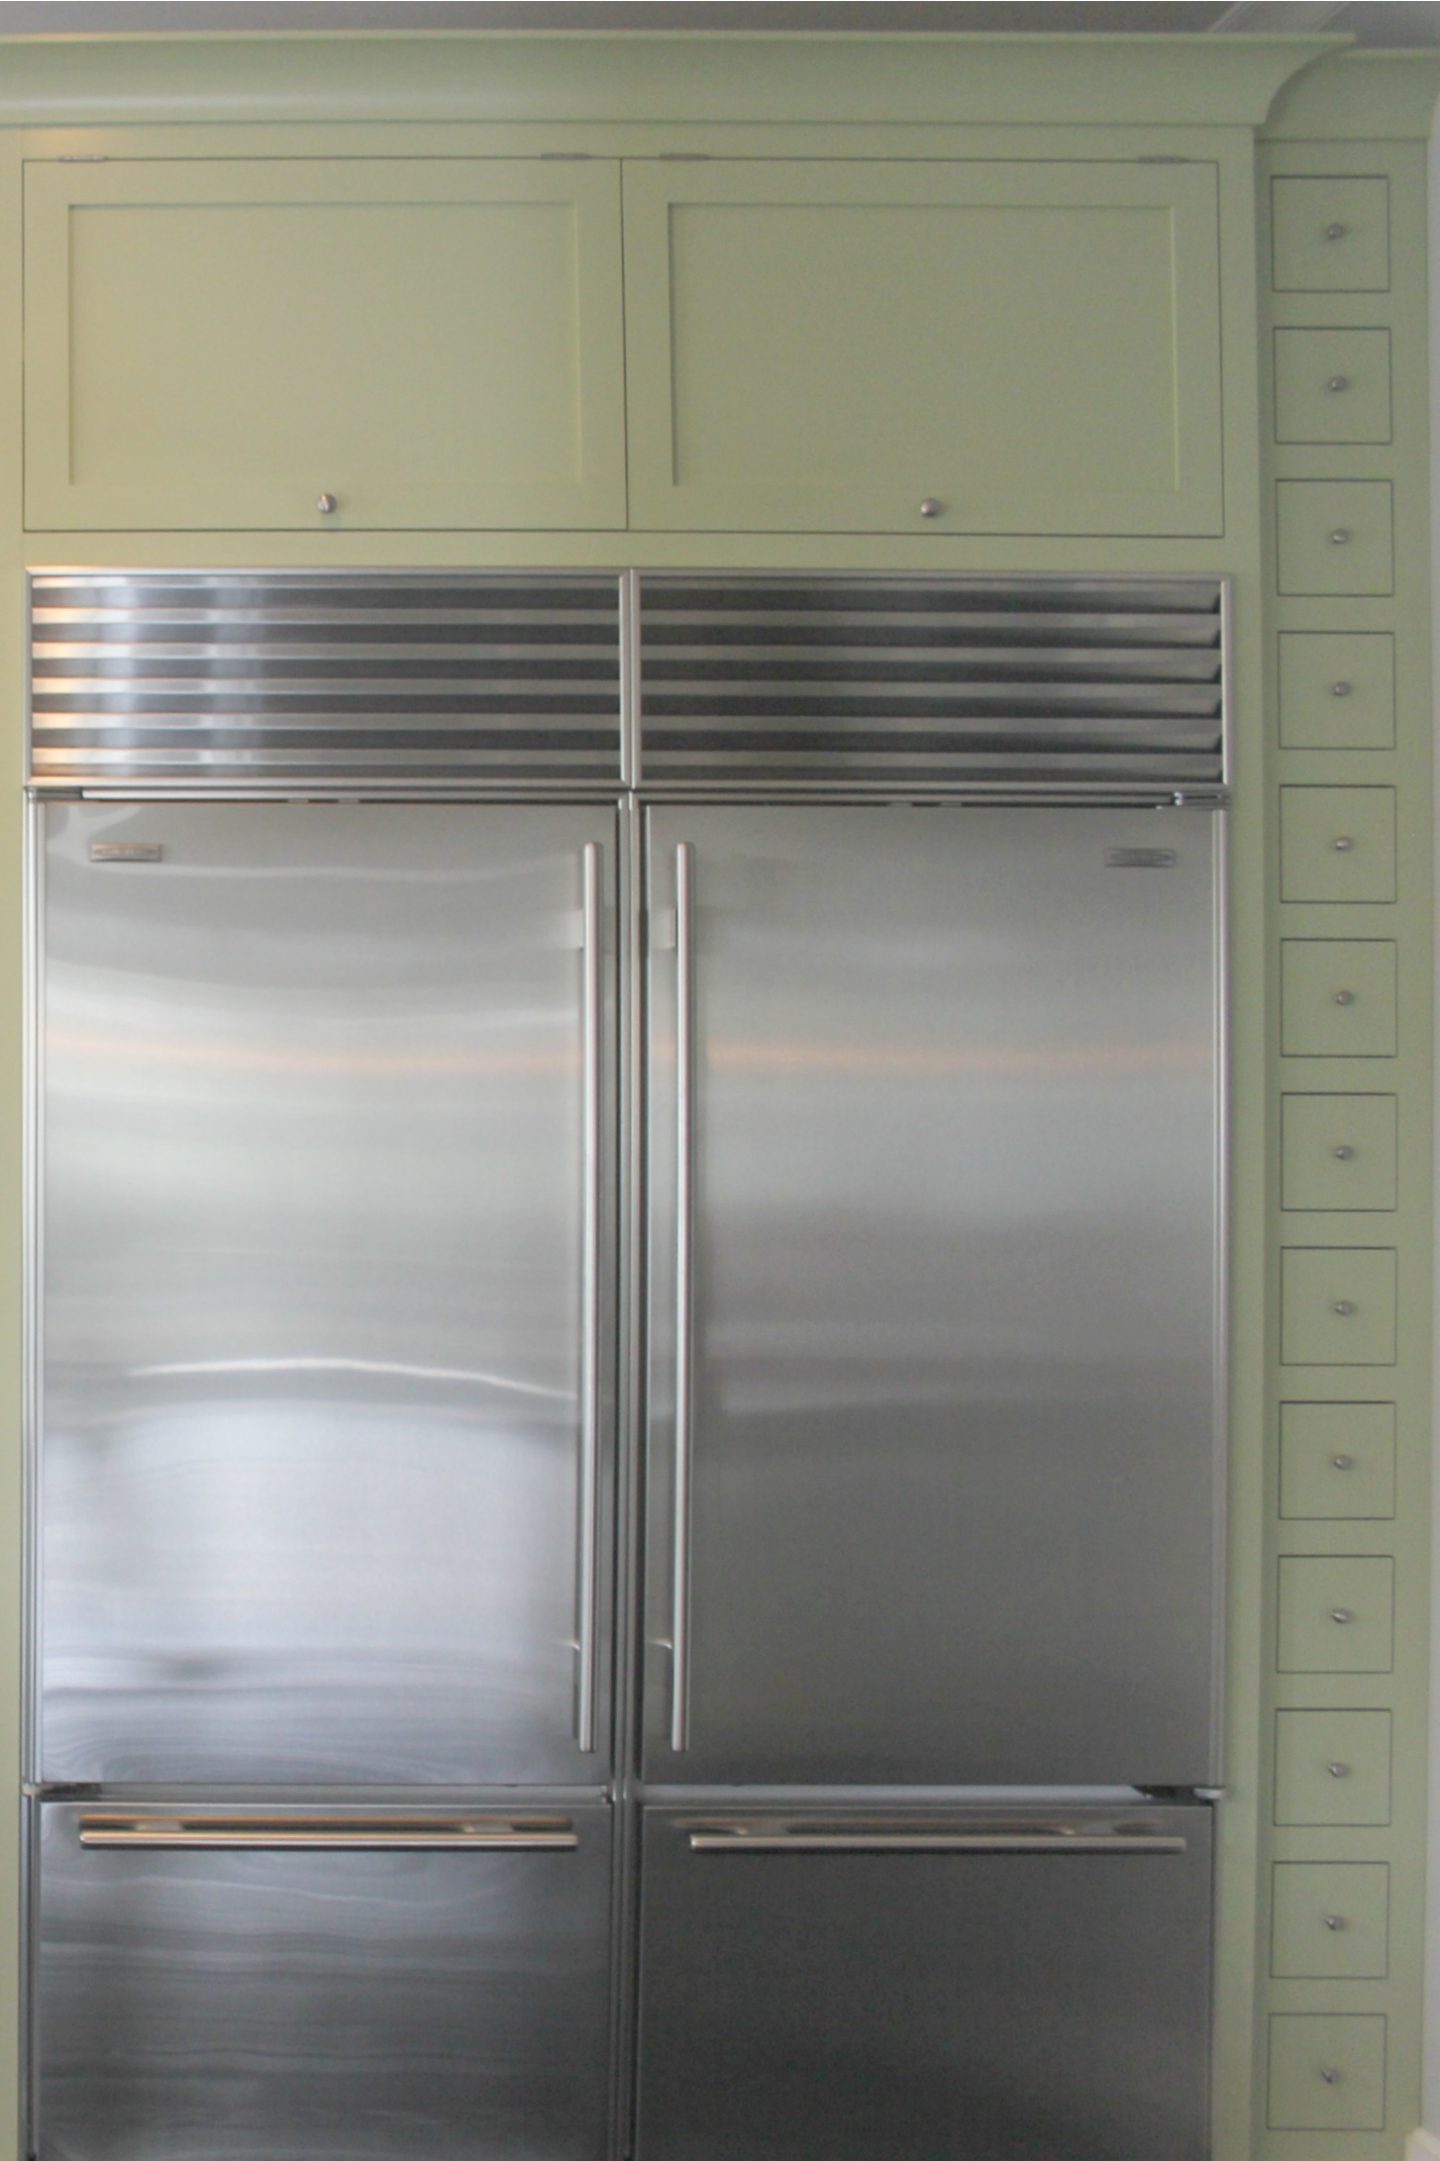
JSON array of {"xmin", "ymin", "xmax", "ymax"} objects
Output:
[
  {"xmin": 1324, "ymin": 1913, "xmax": 1348, "ymax": 1931},
  {"xmin": 1331, "ymin": 1452, "xmax": 1354, "ymax": 1470},
  {"xmin": 1326, "ymin": 222, "xmax": 1348, "ymax": 240},
  {"xmin": 316, "ymin": 492, "xmax": 339, "ymax": 516},
  {"xmin": 1330, "ymin": 1608, "xmax": 1353, "ymax": 1624},
  {"xmin": 1331, "ymin": 680, "xmax": 1353, "ymax": 698},
  {"xmin": 918, "ymin": 498, "xmax": 943, "ymax": 520},
  {"xmin": 1333, "ymin": 1144, "xmax": 1355, "ymax": 1161},
  {"xmin": 1327, "ymin": 1761, "xmax": 1351, "ymax": 1777},
  {"xmin": 1333, "ymin": 835, "xmax": 1354, "ymax": 852},
  {"xmin": 1321, "ymin": 2068, "xmax": 1343, "ymax": 2086},
  {"xmin": 1329, "ymin": 528, "xmax": 1352, "ymax": 546},
  {"xmin": 1332, "ymin": 1299, "xmax": 1356, "ymax": 1316},
  {"xmin": 1333, "ymin": 989, "xmax": 1355, "ymax": 1006},
  {"xmin": 1327, "ymin": 374, "xmax": 1350, "ymax": 393}
]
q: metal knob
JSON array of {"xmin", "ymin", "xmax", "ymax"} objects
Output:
[
  {"xmin": 1332, "ymin": 1300, "xmax": 1355, "ymax": 1316},
  {"xmin": 316, "ymin": 493, "xmax": 339, "ymax": 516},
  {"xmin": 1333, "ymin": 989, "xmax": 1355, "ymax": 1006},
  {"xmin": 1333, "ymin": 1144, "xmax": 1355, "ymax": 1160},
  {"xmin": 1324, "ymin": 1913, "xmax": 1347, "ymax": 1931},
  {"xmin": 918, "ymin": 498, "xmax": 943, "ymax": 519},
  {"xmin": 1327, "ymin": 375, "xmax": 1350, "ymax": 393},
  {"xmin": 1327, "ymin": 1761, "xmax": 1351, "ymax": 1778},
  {"xmin": 1330, "ymin": 1608, "xmax": 1353, "ymax": 1624},
  {"xmin": 1321, "ymin": 2068, "xmax": 1342, "ymax": 2085},
  {"xmin": 1329, "ymin": 528, "xmax": 1352, "ymax": 545},
  {"xmin": 1331, "ymin": 680, "xmax": 1353, "ymax": 698},
  {"xmin": 1331, "ymin": 1452, "xmax": 1353, "ymax": 1470},
  {"xmin": 1333, "ymin": 836, "xmax": 1354, "ymax": 852},
  {"xmin": 1326, "ymin": 222, "xmax": 1348, "ymax": 240}
]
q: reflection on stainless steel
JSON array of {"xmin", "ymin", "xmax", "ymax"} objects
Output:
[
  {"xmin": 645, "ymin": 805, "xmax": 1222, "ymax": 1786},
  {"xmin": 40, "ymin": 801, "xmax": 615, "ymax": 1787},
  {"xmin": 637, "ymin": 1803, "xmax": 1212, "ymax": 2161},
  {"xmin": 38, "ymin": 1800, "xmax": 612, "ymax": 2161}
]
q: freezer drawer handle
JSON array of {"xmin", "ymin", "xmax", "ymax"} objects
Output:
[
  {"xmin": 575, "ymin": 840, "xmax": 604, "ymax": 1756},
  {"xmin": 670, "ymin": 840, "xmax": 696, "ymax": 1754},
  {"xmin": 687, "ymin": 1830, "xmax": 1189, "ymax": 1855},
  {"xmin": 78, "ymin": 1816, "xmax": 579, "ymax": 1851}
]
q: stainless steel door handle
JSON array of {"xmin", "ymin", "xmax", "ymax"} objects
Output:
[
  {"xmin": 79, "ymin": 1815, "xmax": 579, "ymax": 1851},
  {"xmin": 576, "ymin": 841, "xmax": 603, "ymax": 1755},
  {"xmin": 671, "ymin": 840, "xmax": 696, "ymax": 1753},
  {"xmin": 687, "ymin": 1828, "xmax": 1188, "ymax": 1855}
]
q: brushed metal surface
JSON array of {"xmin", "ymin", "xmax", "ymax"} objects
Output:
[
  {"xmin": 636, "ymin": 1802, "xmax": 1212, "ymax": 2161},
  {"xmin": 644, "ymin": 803, "xmax": 1222, "ymax": 1786},
  {"xmin": 36, "ymin": 1799, "xmax": 612, "ymax": 2161},
  {"xmin": 37, "ymin": 801, "xmax": 616, "ymax": 1786}
]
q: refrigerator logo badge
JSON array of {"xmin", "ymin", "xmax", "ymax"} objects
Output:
[
  {"xmin": 1104, "ymin": 848, "xmax": 1178, "ymax": 869},
  {"xmin": 89, "ymin": 842, "xmax": 163, "ymax": 864}
]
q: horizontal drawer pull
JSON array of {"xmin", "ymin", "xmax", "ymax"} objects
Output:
[
  {"xmin": 79, "ymin": 1815, "xmax": 578, "ymax": 1851},
  {"xmin": 687, "ymin": 1829, "xmax": 1187, "ymax": 1855}
]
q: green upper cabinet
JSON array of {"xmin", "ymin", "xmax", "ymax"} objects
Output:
[
  {"xmin": 23, "ymin": 159, "xmax": 628, "ymax": 531},
  {"xmin": 621, "ymin": 159, "xmax": 1224, "ymax": 536}
]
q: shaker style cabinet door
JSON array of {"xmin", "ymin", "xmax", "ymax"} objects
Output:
[
  {"xmin": 622, "ymin": 159, "xmax": 1223, "ymax": 536},
  {"xmin": 23, "ymin": 160, "xmax": 627, "ymax": 531}
]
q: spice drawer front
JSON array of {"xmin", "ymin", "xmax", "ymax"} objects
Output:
[
  {"xmin": 1271, "ymin": 1862, "xmax": 1389, "ymax": 1980},
  {"xmin": 1268, "ymin": 2015, "xmax": 1387, "ymax": 2131},
  {"xmin": 1274, "ymin": 327, "xmax": 1392, "ymax": 444},
  {"xmin": 1281, "ymin": 940, "xmax": 1397, "ymax": 1058},
  {"xmin": 1271, "ymin": 176, "xmax": 1390, "ymax": 293},
  {"xmin": 1276, "ymin": 480, "xmax": 1394, "ymax": 597},
  {"xmin": 1279, "ymin": 1402, "xmax": 1396, "ymax": 1519},
  {"xmin": 1276, "ymin": 1554, "xmax": 1395, "ymax": 1673},
  {"xmin": 1280, "ymin": 1247, "xmax": 1397, "ymax": 1367},
  {"xmin": 1279, "ymin": 632, "xmax": 1395, "ymax": 751},
  {"xmin": 1280, "ymin": 788, "xmax": 1396, "ymax": 906},
  {"xmin": 1281, "ymin": 1093, "xmax": 1397, "ymax": 1212},
  {"xmin": 1274, "ymin": 1709, "xmax": 1392, "ymax": 1825}
]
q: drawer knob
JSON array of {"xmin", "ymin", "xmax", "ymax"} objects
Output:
[
  {"xmin": 1333, "ymin": 989, "xmax": 1355, "ymax": 1006},
  {"xmin": 316, "ymin": 492, "xmax": 339, "ymax": 516},
  {"xmin": 1324, "ymin": 1913, "xmax": 1348, "ymax": 1930},
  {"xmin": 1321, "ymin": 2067, "xmax": 1343, "ymax": 2085},
  {"xmin": 1332, "ymin": 1300, "xmax": 1356, "ymax": 1316},
  {"xmin": 1326, "ymin": 222, "xmax": 1348, "ymax": 241},
  {"xmin": 1333, "ymin": 836, "xmax": 1355, "ymax": 852},
  {"xmin": 1327, "ymin": 375, "xmax": 1351, "ymax": 393},
  {"xmin": 1329, "ymin": 528, "xmax": 1352, "ymax": 546},
  {"xmin": 918, "ymin": 498, "xmax": 943, "ymax": 519},
  {"xmin": 1331, "ymin": 680, "xmax": 1353, "ymax": 698},
  {"xmin": 1330, "ymin": 1607, "xmax": 1354, "ymax": 1624},
  {"xmin": 1331, "ymin": 1452, "xmax": 1354, "ymax": 1469},
  {"xmin": 1333, "ymin": 1144, "xmax": 1355, "ymax": 1160},
  {"xmin": 1327, "ymin": 1761, "xmax": 1351, "ymax": 1777}
]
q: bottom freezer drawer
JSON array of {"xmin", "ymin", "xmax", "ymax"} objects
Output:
[
  {"xmin": 34, "ymin": 1801, "xmax": 613, "ymax": 2161},
  {"xmin": 636, "ymin": 1803, "xmax": 1212, "ymax": 2161}
]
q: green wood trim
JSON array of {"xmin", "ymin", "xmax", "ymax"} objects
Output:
[
  {"xmin": 0, "ymin": 32, "xmax": 1343, "ymax": 129},
  {"xmin": 1262, "ymin": 53, "xmax": 1440, "ymax": 144}
]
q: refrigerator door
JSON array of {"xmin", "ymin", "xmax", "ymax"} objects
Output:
[
  {"xmin": 38, "ymin": 802, "xmax": 616, "ymax": 1785},
  {"xmin": 635, "ymin": 1802, "xmax": 1212, "ymax": 2161},
  {"xmin": 645, "ymin": 804, "xmax": 1222, "ymax": 1784},
  {"xmin": 34, "ymin": 1799, "xmax": 613, "ymax": 2161}
]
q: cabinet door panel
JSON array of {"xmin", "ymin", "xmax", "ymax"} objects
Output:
[
  {"xmin": 624, "ymin": 159, "xmax": 1222, "ymax": 536},
  {"xmin": 25, "ymin": 160, "xmax": 626, "ymax": 531}
]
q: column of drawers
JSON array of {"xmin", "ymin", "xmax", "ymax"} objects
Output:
[{"xmin": 1259, "ymin": 144, "xmax": 1433, "ymax": 2159}]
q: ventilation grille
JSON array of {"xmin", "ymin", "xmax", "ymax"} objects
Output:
[
  {"xmin": 638, "ymin": 576, "xmax": 1225, "ymax": 792},
  {"xmin": 29, "ymin": 573, "xmax": 623, "ymax": 790}
]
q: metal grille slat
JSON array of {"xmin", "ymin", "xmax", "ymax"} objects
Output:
[
  {"xmin": 638, "ymin": 575, "xmax": 1225, "ymax": 793},
  {"xmin": 29, "ymin": 572, "xmax": 623, "ymax": 790}
]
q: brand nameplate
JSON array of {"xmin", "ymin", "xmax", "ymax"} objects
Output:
[{"xmin": 1105, "ymin": 848, "xmax": 1178, "ymax": 869}]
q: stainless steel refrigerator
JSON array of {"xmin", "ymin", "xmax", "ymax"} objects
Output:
[{"xmin": 25, "ymin": 570, "xmax": 1227, "ymax": 2161}]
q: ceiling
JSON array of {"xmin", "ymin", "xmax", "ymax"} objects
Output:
[{"xmin": 0, "ymin": 0, "xmax": 1434, "ymax": 44}]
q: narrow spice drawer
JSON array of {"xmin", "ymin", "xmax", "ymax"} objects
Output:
[
  {"xmin": 1281, "ymin": 1094, "xmax": 1397, "ymax": 1211},
  {"xmin": 1274, "ymin": 1709, "xmax": 1391, "ymax": 1825},
  {"xmin": 1277, "ymin": 1555, "xmax": 1394, "ymax": 1673},
  {"xmin": 1280, "ymin": 1247, "xmax": 1396, "ymax": 1366},
  {"xmin": 1281, "ymin": 940, "xmax": 1397, "ymax": 1058},
  {"xmin": 1279, "ymin": 632, "xmax": 1394, "ymax": 750},
  {"xmin": 1277, "ymin": 481, "xmax": 1394, "ymax": 597},
  {"xmin": 1271, "ymin": 176, "xmax": 1390, "ymax": 292},
  {"xmin": 1268, "ymin": 2015, "xmax": 1386, "ymax": 2130},
  {"xmin": 1274, "ymin": 328, "xmax": 1392, "ymax": 444},
  {"xmin": 1280, "ymin": 787, "xmax": 1395, "ymax": 904},
  {"xmin": 1271, "ymin": 1862, "xmax": 1389, "ymax": 1979},
  {"xmin": 1279, "ymin": 1402, "xmax": 1396, "ymax": 1519}
]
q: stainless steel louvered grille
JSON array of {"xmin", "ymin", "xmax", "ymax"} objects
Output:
[
  {"xmin": 29, "ymin": 573, "xmax": 622, "ymax": 790},
  {"xmin": 637, "ymin": 575, "xmax": 1226, "ymax": 794}
]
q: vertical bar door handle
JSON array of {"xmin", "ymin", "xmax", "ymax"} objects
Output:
[
  {"xmin": 671, "ymin": 842, "xmax": 696, "ymax": 1752},
  {"xmin": 576, "ymin": 842, "xmax": 603, "ymax": 1754}
]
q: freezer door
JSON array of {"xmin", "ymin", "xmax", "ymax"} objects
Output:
[
  {"xmin": 34, "ymin": 1800, "xmax": 613, "ymax": 2161},
  {"xmin": 38, "ymin": 803, "xmax": 616, "ymax": 1785},
  {"xmin": 635, "ymin": 1803, "xmax": 1212, "ymax": 2161},
  {"xmin": 645, "ymin": 805, "xmax": 1222, "ymax": 1783}
]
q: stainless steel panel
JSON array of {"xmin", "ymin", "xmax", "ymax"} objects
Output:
[
  {"xmin": 36, "ymin": 1799, "xmax": 612, "ymax": 2161},
  {"xmin": 645, "ymin": 804, "xmax": 1222, "ymax": 1785},
  {"xmin": 38, "ymin": 801, "xmax": 616, "ymax": 1786},
  {"xmin": 636, "ymin": 1802, "xmax": 1212, "ymax": 2161}
]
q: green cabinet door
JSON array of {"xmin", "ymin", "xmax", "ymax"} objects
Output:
[
  {"xmin": 622, "ymin": 158, "xmax": 1223, "ymax": 536},
  {"xmin": 24, "ymin": 159, "xmax": 627, "ymax": 531}
]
